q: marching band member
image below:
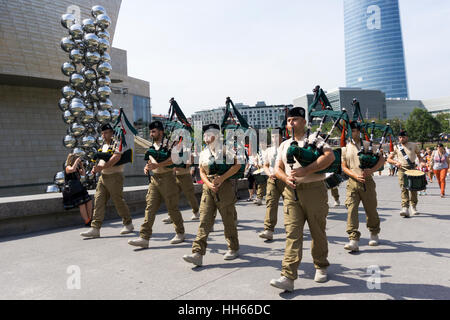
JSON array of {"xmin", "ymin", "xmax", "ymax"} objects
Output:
[
  {"xmin": 341, "ymin": 121, "xmax": 384, "ymax": 252},
  {"xmin": 183, "ymin": 124, "xmax": 241, "ymax": 267},
  {"xmin": 387, "ymin": 130, "xmax": 425, "ymax": 217},
  {"xmin": 128, "ymin": 120, "xmax": 186, "ymax": 248},
  {"xmin": 270, "ymin": 107, "xmax": 334, "ymax": 292},
  {"xmin": 258, "ymin": 128, "xmax": 285, "ymax": 241},
  {"xmin": 80, "ymin": 123, "xmax": 134, "ymax": 238},
  {"xmin": 253, "ymin": 149, "xmax": 267, "ymax": 206}
]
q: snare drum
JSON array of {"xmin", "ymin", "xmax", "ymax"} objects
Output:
[
  {"xmin": 325, "ymin": 173, "xmax": 344, "ymax": 189},
  {"xmin": 403, "ymin": 170, "xmax": 427, "ymax": 191},
  {"xmin": 253, "ymin": 168, "xmax": 268, "ymax": 184}
]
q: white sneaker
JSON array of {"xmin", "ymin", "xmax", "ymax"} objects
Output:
[
  {"xmin": 120, "ymin": 223, "xmax": 134, "ymax": 235},
  {"xmin": 253, "ymin": 198, "xmax": 263, "ymax": 206},
  {"xmin": 170, "ymin": 233, "xmax": 185, "ymax": 244},
  {"xmin": 314, "ymin": 268, "xmax": 328, "ymax": 283},
  {"xmin": 333, "ymin": 200, "xmax": 341, "ymax": 207},
  {"xmin": 270, "ymin": 276, "xmax": 294, "ymax": 292},
  {"xmin": 223, "ymin": 250, "xmax": 239, "ymax": 260},
  {"xmin": 369, "ymin": 233, "xmax": 379, "ymax": 246},
  {"xmin": 410, "ymin": 206, "xmax": 419, "ymax": 215},
  {"xmin": 400, "ymin": 207, "xmax": 410, "ymax": 217},
  {"xmin": 162, "ymin": 216, "xmax": 172, "ymax": 224},
  {"xmin": 344, "ymin": 240, "xmax": 359, "ymax": 252},
  {"xmin": 128, "ymin": 237, "xmax": 149, "ymax": 248},
  {"xmin": 258, "ymin": 230, "xmax": 274, "ymax": 241},
  {"xmin": 191, "ymin": 212, "xmax": 200, "ymax": 220},
  {"xmin": 182, "ymin": 252, "xmax": 203, "ymax": 267},
  {"xmin": 80, "ymin": 227, "xmax": 100, "ymax": 238}
]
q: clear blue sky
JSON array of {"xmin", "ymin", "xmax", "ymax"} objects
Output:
[{"xmin": 113, "ymin": 0, "xmax": 450, "ymax": 117}]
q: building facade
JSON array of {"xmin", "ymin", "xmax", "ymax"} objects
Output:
[
  {"xmin": 344, "ymin": 0, "xmax": 409, "ymax": 99},
  {"xmin": 191, "ymin": 102, "xmax": 292, "ymax": 129},
  {"xmin": 0, "ymin": 0, "xmax": 150, "ymax": 195}
]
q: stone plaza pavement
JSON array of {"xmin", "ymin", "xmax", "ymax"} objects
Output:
[{"xmin": 0, "ymin": 175, "xmax": 449, "ymax": 300}]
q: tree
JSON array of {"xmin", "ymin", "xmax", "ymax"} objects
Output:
[
  {"xmin": 435, "ymin": 113, "xmax": 450, "ymax": 133},
  {"xmin": 405, "ymin": 108, "xmax": 442, "ymax": 148}
]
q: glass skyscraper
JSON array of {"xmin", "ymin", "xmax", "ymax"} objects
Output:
[{"xmin": 344, "ymin": 0, "xmax": 409, "ymax": 99}]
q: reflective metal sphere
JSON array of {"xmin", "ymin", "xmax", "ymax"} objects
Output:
[
  {"xmin": 69, "ymin": 49, "xmax": 84, "ymax": 64},
  {"xmin": 91, "ymin": 5, "xmax": 107, "ymax": 18},
  {"xmin": 61, "ymin": 62, "xmax": 76, "ymax": 77},
  {"xmin": 96, "ymin": 110, "xmax": 111, "ymax": 124},
  {"xmin": 96, "ymin": 30, "xmax": 110, "ymax": 42},
  {"xmin": 85, "ymin": 124, "xmax": 97, "ymax": 134},
  {"xmin": 83, "ymin": 68, "xmax": 97, "ymax": 81},
  {"xmin": 88, "ymin": 89, "xmax": 99, "ymax": 101},
  {"xmin": 98, "ymin": 98, "xmax": 112, "ymax": 111},
  {"xmin": 85, "ymin": 147, "xmax": 98, "ymax": 159},
  {"xmin": 54, "ymin": 171, "xmax": 65, "ymax": 186},
  {"xmin": 60, "ymin": 37, "xmax": 76, "ymax": 52},
  {"xmin": 46, "ymin": 184, "xmax": 60, "ymax": 193},
  {"xmin": 61, "ymin": 13, "xmax": 76, "ymax": 29},
  {"xmin": 62, "ymin": 86, "xmax": 76, "ymax": 99},
  {"xmin": 97, "ymin": 62, "xmax": 112, "ymax": 76},
  {"xmin": 63, "ymin": 110, "xmax": 76, "ymax": 124},
  {"xmin": 69, "ymin": 99, "xmax": 86, "ymax": 117},
  {"xmin": 97, "ymin": 135, "xmax": 104, "ymax": 146},
  {"xmin": 70, "ymin": 73, "xmax": 85, "ymax": 89},
  {"xmin": 71, "ymin": 123, "xmax": 86, "ymax": 137},
  {"xmin": 83, "ymin": 33, "xmax": 100, "ymax": 50},
  {"xmin": 111, "ymin": 109, "xmax": 120, "ymax": 123},
  {"xmin": 95, "ymin": 14, "xmax": 111, "ymax": 30},
  {"xmin": 97, "ymin": 76, "xmax": 111, "ymax": 87},
  {"xmin": 84, "ymin": 81, "xmax": 93, "ymax": 89},
  {"xmin": 58, "ymin": 98, "xmax": 70, "ymax": 112},
  {"xmin": 81, "ymin": 110, "xmax": 95, "ymax": 124},
  {"xmin": 82, "ymin": 18, "xmax": 96, "ymax": 33},
  {"xmin": 63, "ymin": 134, "xmax": 77, "ymax": 148},
  {"xmin": 81, "ymin": 135, "xmax": 97, "ymax": 148},
  {"xmin": 100, "ymin": 52, "xmax": 111, "ymax": 63},
  {"xmin": 97, "ymin": 38, "xmax": 110, "ymax": 53},
  {"xmin": 72, "ymin": 148, "xmax": 86, "ymax": 158},
  {"xmin": 85, "ymin": 51, "xmax": 101, "ymax": 65},
  {"xmin": 97, "ymin": 86, "xmax": 112, "ymax": 101},
  {"xmin": 69, "ymin": 24, "xmax": 84, "ymax": 40}
]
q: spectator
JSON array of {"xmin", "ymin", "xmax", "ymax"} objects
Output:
[
  {"xmin": 63, "ymin": 153, "xmax": 93, "ymax": 226},
  {"xmin": 431, "ymin": 144, "xmax": 450, "ymax": 198}
]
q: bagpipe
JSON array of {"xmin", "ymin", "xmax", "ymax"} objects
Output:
[
  {"xmin": 92, "ymin": 108, "xmax": 136, "ymax": 166},
  {"xmin": 357, "ymin": 121, "xmax": 393, "ymax": 171},
  {"xmin": 207, "ymin": 97, "xmax": 248, "ymax": 180},
  {"xmin": 144, "ymin": 98, "xmax": 192, "ymax": 169},
  {"xmin": 286, "ymin": 86, "xmax": 350, "ymax": 175}
]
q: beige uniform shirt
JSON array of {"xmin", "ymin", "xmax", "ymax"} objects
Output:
[
  {"xmin": 342, "ymin": 140, "xmax": 372, "ymax": 176},
  {"xmin": 99, "ymin": 143, "xmax": 124, "ymax": 175},
  {"xmin": 392, "ymin": 142, "xmax": 420, "ymax": 169},
  {"xmin": 148, "ymin": 141, "xmax": 173, "ymax": 175},
  {"xmin": 276, "ymin": 135, "xmax": 331, "ymax": 184}
]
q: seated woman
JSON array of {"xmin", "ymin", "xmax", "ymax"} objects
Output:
[
  {"xmin": 63, "ymin": 153, "xmax": 93, "ymax": 226},
  {"xmin": 182, "ymin": 124, "xmax": 242, "ymax": 266}
]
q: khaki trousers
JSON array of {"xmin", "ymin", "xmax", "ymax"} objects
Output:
[
  {"xmin": 398, "ymin": 168, "xmax": 418, "ymax": 208},
  {"xmin": 176, "ymin": 174, "xmax": 200, "ymax": 214},
  {"xmin": 263, "ymin": 179, "xmax": 285, "ymax": 232},
  {"xmin": 91, "ymin": 172, "xmax": 132, "ymax": 229},
  {"xmin": 192, "ymin": 179, "xmax": 239, "ymax": 255},
  {"xmin": 256, "ymin": 181, "xmax": 267, "ymax": 200},
  {"xmin": 345, "ymin": 177, "xmax": 380, "ymax": 241},
  {"xmin": 331, "ymin": 187, "xmax": 339, "ymax": 201},
  {"xmin": 140, "ymin": 172, "xmax": 185, "ymax": 240},
  {"xmin": 281, "ymin": 181, "xmax": 330, "ymax": 280}
]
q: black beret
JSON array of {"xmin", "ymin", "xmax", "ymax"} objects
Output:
[
  {"xmin": 349, "ymin": 121, "xmax": 361, "ymax": 130},
  {"xmin": 202, "ymin": 123, "xmax": 220, "ymax": 132},
  {"xmin": 287, "ymin": 107, "xmax": 305, "ymax": 119},
  {"xmin": 399, "ymin": 130, "xmax": 408, "ymax": 137},
  {"xmin": 149, "ymin": 121, "xmax": 164, "ymax": 131},
  {"xmin": 101, "ymin": 123, "xmax": 113, "ymax": 131}
]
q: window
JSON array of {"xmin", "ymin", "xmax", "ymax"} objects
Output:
[{"xmin": 133, "ymin": 95, "xmax": 151, "ymax": 139}]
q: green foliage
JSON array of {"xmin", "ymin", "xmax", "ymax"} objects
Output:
[
  {"xmin": 405, "ymin": 108, "xmax": 442, "ymax": 146},
  {"xmin": 435, "ymin": 113, "xmax": 450, "ymax": 133}
]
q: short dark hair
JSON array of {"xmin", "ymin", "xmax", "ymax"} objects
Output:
[{"xmin": 149, "ymin": 121, "xmax": 164, "ymax": 131}]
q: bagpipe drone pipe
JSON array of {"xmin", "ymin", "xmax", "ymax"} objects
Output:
[{"xmin": 357, "ymin": 121, "xmax": 393, "ymax": 171}]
